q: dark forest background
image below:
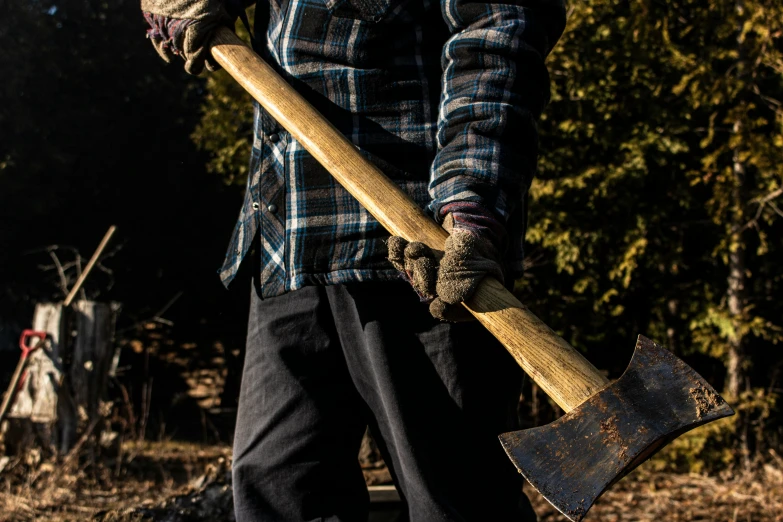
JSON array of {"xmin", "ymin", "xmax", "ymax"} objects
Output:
[{"xmin": 1, "ymin": 0, "xmax": 782, "ymax": 472}]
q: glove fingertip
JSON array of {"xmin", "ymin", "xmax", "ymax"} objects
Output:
[
  {"xmin": 429, "ymin": 299, "xmax": 475, "ymax": 322},
  {"xmin": 405, "ymin": 241, "xmax": 434, "ymax": 260},
  {"xmin": 429, "ymin": 298, "xmax": 449, "ymax": 321},
  {"xmin": 446, "ymin": 229, "xmax": 478, "ymax": 258},
  {"xmin": 184, "ymin": 59, "xmax": 206, "ymax": 76},
  {"xmin": 410, "ymin": 257, "xmax": 437, "ymax": 299},
  {"xmin": 387, "ymin": 236, "xmax": 408, "ymax": 268},
  {"xmin": 436, "ymin": 276, "xmax": 477, "ymax": 306},
  {"xmin": 387, "ymin": 235, "xmax": 408, "ymax": 250}
]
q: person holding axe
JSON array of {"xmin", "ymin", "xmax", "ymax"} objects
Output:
[{"xmin": 141, "ymin": 0, "xmax": 566, "ymax": 520}]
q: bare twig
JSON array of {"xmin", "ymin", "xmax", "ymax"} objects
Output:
[
  {"xmin": 744, "ymin": 187, "xmax": 783, "ymax": 231},
  {"xmin": 149, "ymin": 291, "xmax": 182, "ymax": 326},
  {"xmin": 47, "ymin": 250, "xmax": 69, "ymax": 296},
  {"xmin": 767, "ymin": 200, "xmax": 783, "ymax": 219},
  {"xmin": 115, "ymin": 292, "xmax": 183, "ymax": 334},
  {"xmin": 26, "ymin": 243, "xmax": 118, "ymax": 300},
  {"xmin": 140, "ymin": 377, "xmax": 152, "ymax": 445},
  {"xmin": 751, "ymin": 82, "xmax": 783, "ymax": 113},
  {"xmin": 59, "ymin": 416, "xmax": 102, "ymax": 472},
  {"xmin": 114, "ymin": 378, "xmax": 138, "ymax": 442},
  {"xmin": 91, "ymin": 242, "xmax": 123, "ymax": 297},
  {"xmin": 755, "ymin": 187, "xmax": 783, "ymax": 206}
]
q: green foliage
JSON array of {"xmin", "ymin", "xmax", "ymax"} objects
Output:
[
  {"xmin": 191, "ymin": 15, "xmax": 255, "ymax": 186},
  {"xmin": 648, "ymin": 418, "xmax": 737, "ymax": 474},
  {"xmin": 528, "ymin": 0, "xmax": 783, "ymax": 354},
  {"xmin": 191, "ymin": 0, "xmax": 783, "ymax": 468},
  {"xmin": 524, "ymin": 0, "xmax": 783, "ymax": 467},
  {"xmin": 649, "ymin": 388, "xmax": 778, "ymax": 473}
]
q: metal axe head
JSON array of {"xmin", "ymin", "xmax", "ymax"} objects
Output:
[{"xmin": 499, "ymin": 335, "xmax": 734, "ymax": 522}]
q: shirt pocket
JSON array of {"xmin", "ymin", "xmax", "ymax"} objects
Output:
[{"xmin": 325, "ymin": 0, "xmax": 398, "ymax": 23}]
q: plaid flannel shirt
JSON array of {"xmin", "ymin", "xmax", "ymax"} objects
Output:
[{"xmin": 219, "ymin": 0, "xmax": 566, "ymax": 297}]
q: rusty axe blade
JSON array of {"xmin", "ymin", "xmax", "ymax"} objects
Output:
[{"xmin": 499, "ymin": 336, "xmax": 733, "ymax": 522}]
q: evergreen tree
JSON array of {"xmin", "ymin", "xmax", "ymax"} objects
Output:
[
  {"xmin": 526, "ymin": 0, "xmax": 783, "ymax": 467},
  {"xmin": 192, "ymin": 0, "xmax": 783, "ymax": 468}
]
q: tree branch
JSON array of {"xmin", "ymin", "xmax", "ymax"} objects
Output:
[
  {"xmin": 743, "ymin": 187, "xmax": 783, "ymax": 231},
  {"xmin": 47, "ymin": 249, "xmax": 69, "ymax": 297}
]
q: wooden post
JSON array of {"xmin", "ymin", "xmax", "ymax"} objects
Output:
[
  {"xmin": 1, "ymin": 302, "xmax": 118, "ymax": 455},
  {"xmin": 2, "ymin": 304, "xmax": 67, "ymax": 453},
  {"xmin": 69, "ymin": 301, "xmax": 117, "ymax": 438}
]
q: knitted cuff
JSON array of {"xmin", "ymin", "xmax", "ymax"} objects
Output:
[
  {"xmin": 440, "ymin": 201, "xmax": 507, "ymax": 253},
  {"xmin": 143, "ymin": 12, "xmax": 195, "ymax": 57}
]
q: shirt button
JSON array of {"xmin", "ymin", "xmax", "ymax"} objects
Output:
[
  {"xmin": 268, "ymin": 133, "xmax": 280, "ymax": 143},
  {"xmin": 252, "ymin": 202, "xmax": 260, "ymax": 210},
  {"xmin": 267, "ymin": 204, "xmax": 278, "ymax": 214}
]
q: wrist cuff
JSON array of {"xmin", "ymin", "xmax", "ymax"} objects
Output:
[{"xmin": 440, "ymin": 201, "xmax": 507, "ymax": 251}]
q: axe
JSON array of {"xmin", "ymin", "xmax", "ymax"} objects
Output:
[{"xmin": 208, "ymin": 27, "xmax": 733, "ymax": 521}]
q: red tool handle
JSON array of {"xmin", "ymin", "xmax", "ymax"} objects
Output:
[
  {"xmin": 0, "ymin": 330, "xmax": 48, "ymax": 424},
  {"xmin": 19, "ymin": 330, "xmax": 47, "ymax": 356}
]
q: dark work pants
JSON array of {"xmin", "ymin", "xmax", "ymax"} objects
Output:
[{"xmin": 232, "ymin": 281, "xmax": 536, "ymax": 522}]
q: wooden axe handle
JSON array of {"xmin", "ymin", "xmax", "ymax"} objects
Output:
[{"xmin": 210, "ymin": 27, "xmax": 609, "ymax": 412}]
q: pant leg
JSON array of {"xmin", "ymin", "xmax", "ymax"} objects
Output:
[
  {"xmin": 232, "ymin": 285, "xmax": 370, "ymax": 522},
  {"xmin": 325, "ymin": 282, "xmax": 537, "ymax": 522}
]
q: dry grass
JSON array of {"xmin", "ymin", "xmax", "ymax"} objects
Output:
[
  {"xmin": 1, "ymin": 442, "xmax": 782, "ymax": 521},
  {"xmin": 0, "ymin": 441, "xmax": 231, "ymax": 522},
  {"xmin": 531, "ymin": 455, "xmax": 783, "ymax": 522}
]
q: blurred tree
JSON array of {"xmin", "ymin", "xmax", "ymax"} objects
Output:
[
  {"xmin": 661, "ymin": 0, "xmax": 783, "ymax": 389},
  {"xmin": 524, "ymin": 0, "xmax": 783, "ymax": 467},
  {"xmin": 524, "ymin": 0, "xmax": 706, "ymax": 370},
  {"xmin": 191, "ymin": 12, "xmax": 255, "ymax": 187},
  {"xmin": 662, "ymin": 0, "xmax": 783, "ymax": 465},
  {"xmin": 185, "ymin": 0, "xmax": 783, "ymax": 465}
]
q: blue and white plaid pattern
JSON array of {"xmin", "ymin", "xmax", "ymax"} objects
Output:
[{"xmin": 219, "ymin": 0, "xmax": 566, "ymax": 297}]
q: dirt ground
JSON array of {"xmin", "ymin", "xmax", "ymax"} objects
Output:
[
  {"xmin": 532, "ymin": 461, "xmax": 783, "ymax": 522},
  {"xmin": 1, "ymin": 441, "xmax": 782, "ymax": 522}
]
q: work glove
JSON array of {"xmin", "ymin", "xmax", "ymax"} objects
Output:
[
  {"xmin": 387, "ymin": 203, "xmax": 506, "ymax": 322},
  {"xmin": 142, "ymin": 0, "xmax": 234, "ymax": 75}
]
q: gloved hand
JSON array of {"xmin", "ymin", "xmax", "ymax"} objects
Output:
[
  {"xmin": 142, "ymin": 0, "xmax": 233, "ymax": 75},
  {"xmin": 387, "ymin": 203, "xmax": 506, "ymax": 322}
]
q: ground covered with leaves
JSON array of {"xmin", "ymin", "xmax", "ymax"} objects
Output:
[
  {"xmin": 1, "ymin": 441, "xmax": 782, "ymax": 522},
  {"xmin": 533, "ymin": 457, "xmax": 783, "ymax": 522},
  {"xmin": 0, "ymin": 442, "xmax": 231, "ymax": 522}
]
